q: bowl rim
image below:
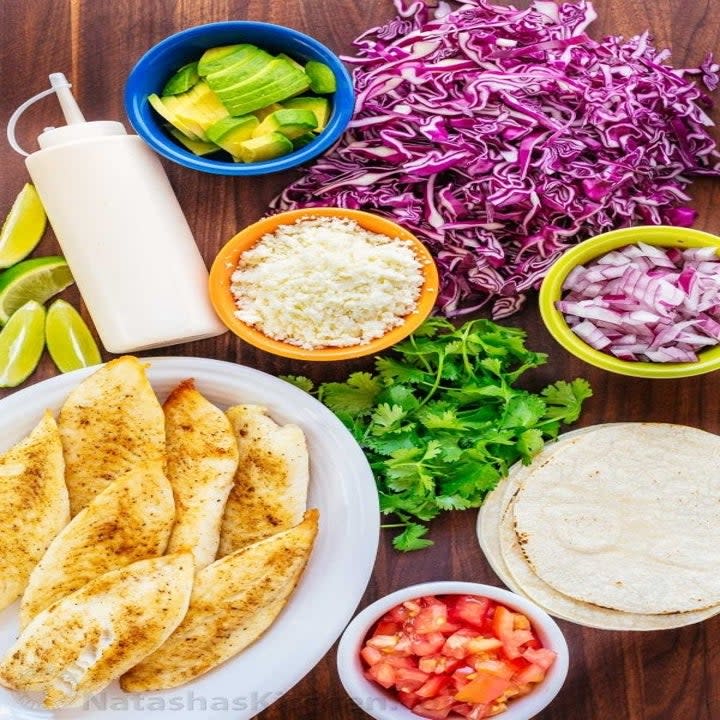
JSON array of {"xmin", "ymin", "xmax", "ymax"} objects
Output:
[
  {"xmin": 539, "ymin": 225, "xmax": 720, "ymax": 379},
  {"xmin": 123, "ymin": 20, "xmax": 355, "ymax": 176},
  {"xmin": 336, "ymin": 581, "xmax": 569, "ymax": 720},
  {"xmin": 208, "ymin": 208, "xmax": 440, "ymax": 361}
]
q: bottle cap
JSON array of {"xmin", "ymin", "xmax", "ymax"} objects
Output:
[{"xmin": 7, "ymin": 72, "xmax": 127, "ymax": 156}]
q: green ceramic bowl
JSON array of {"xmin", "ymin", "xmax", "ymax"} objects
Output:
[{"xmin": 539, "ymin": 225, "xmax": 720, "ymax": 379}]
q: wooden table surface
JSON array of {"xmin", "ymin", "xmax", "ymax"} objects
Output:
[{"xmin": 2, "ymin": 1, "xmax": 719, "ymax": 719}]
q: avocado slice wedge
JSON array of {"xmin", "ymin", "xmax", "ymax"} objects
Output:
[
  {"xmin": 236, "ymin": 132, "xmax": 294, "ymax": 163},
  {"xmin": 206, "ymin": 115, "xmax": 260, "ymax": 155},
  {"xmin": 162, "ymin": 82, "xmax": 229, "ymax": 140},
  {"xmin": 252, "ymin": 108, "xmax": 317, "ymax": 140},
  {"xmin": 198, "ymin": 44, "xmax": 258, "ymax": 76},
  {"xmin": 304, "ymin": 60, "xmax": 337, "ymax": 94},
  {"xmin": 168, "ymin": 128, "xmax": 220, "ymax": 156},
  {"xmin": 148, "ymin": 93, "xmax": 202, "ymax": 140},
  {"xmin": 162, "ymin": 62, "xmax": 200, "ymax": 96},
  {"xmin": 281, "ymin": 96, "xmax": 330, "ymax": 131}
]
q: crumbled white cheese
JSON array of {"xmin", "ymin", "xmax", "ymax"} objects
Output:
[{"xmin": 230, "ymin": 216, "xmax": 426, "ymax": 349}]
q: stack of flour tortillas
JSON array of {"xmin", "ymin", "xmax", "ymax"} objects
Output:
[{"xmin": 477, "ymin": 423, "xmax": 720, "ymax": 630}]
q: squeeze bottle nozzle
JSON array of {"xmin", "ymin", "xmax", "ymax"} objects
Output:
[{"xmin": 47, "ymin": 73, "xmax": 85, "ymax": 124}]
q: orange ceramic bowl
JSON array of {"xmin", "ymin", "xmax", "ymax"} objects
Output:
[{"xmin": 209, "ymin": 208, "xmax": 440, "ymax": 361}]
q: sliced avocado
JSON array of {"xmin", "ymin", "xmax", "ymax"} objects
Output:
[
  {"xmin": 292, "ymin": 132, "xmax": 316, "ymax": 149},
  {"xmin": 213, "ymin": 58, "xmax": 310, "ymax": 116},
  {"xmin": 206, "ymin": 115, "xmax": 260, "ymax": 155},
  {"xmin": 304, "ymin": 60, "xmax": 337, "ymax": 94},
  {"xmin": 169, "ymin": 127, "xmax": 220, "ymax": 156},
  {"xmin": 277, "ymin": 52, "xmax": 304, "ymax": 72},
  {"xmin": 162, "ymin": 81, "xmax": 229, "ymax": 140},
  {"xmin": 198, "ymin": 44, "xmax": 257, "ymax": 76},
  {"xmin": 148, "ymin": 93, "xmax": 202, "ymax": 141},
  {"xmin": 205, "ymin": 47, "xmax": 275, "ymax": 92},
  {"xmin": 236, "ymin": 132, "xmax": 294, "ymax": 163},
  {"xmin": 252, "ymin": 108, "xmax": 317, "ymax": 140},
  {"xmin": 253, "ymin": 103, "xmax": 284, "ymax": 121},
  {"xmin": 282, "ymin": 96, "xmax": 330, "ymax": 131},
  {"xmin": 162, "ymin": 62, "xmax": 200, "ymax": 96}
]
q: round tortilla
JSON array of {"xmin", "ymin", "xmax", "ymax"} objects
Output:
[
  {"xmin": 512, "ymin": 423, "xmax": 720, "ymax": 615},
  {"xmin": 477, "ymin": 425, "xmax": 720, "ymax": 630}
]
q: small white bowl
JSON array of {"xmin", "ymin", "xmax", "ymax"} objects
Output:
[{"xmin": 336, "ymin": 581, "xmax": 569, "ymax": 720}]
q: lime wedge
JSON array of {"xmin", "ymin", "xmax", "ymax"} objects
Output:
[
  {"xmin": 0, "ymin": 256, "xmax": 74, "ymax": 325},
  {"xmin": 45, "ymin": 299, "xmax": 101, "ymax": 373},
  {"xmin": 0, "ymin": 301, "xmax": 46, "ymax": 387},
  {"xmin": 0, "ymin": 184, "xmax": 47, "ymax": 269}
]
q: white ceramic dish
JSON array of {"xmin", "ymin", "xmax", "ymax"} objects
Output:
[
  {"xmin": 336, "ymin": 581, "xmax": 569, "ymax": 720},
  {"xmin": 0, "ymin": 356, "xmax": 380, "ymax": 719}
]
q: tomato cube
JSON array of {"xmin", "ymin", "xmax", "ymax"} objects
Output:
[
  {"xmin": 416, "ymin": 674, "xmax": 451, "ymax": 698},
  {"xmin": 491, "ymin": 606, "xmax": 515, "ymax": 640},
  {"xmin": 374, "ymin": 620, "xmax": 400, "ymax": 636},
  {"xmin": 514, "ymin": 662, "xmax": 546, "ymax": 684},
  {"xmin": 522, "ymin": 647, "xmax": 557, "ymax": 670},
  {"xmin": 442, "ymin": 629, "xmax": 478, "ymax": 659},
  {"xmin": 397, "ymin": 690, "xmax": 421, "ymax": 709},
  {"xmin": 411, "ymin": 631, "xmax": 446, "ymax": 656},
  {"xmin": 452, "ymin": 595, "xmax": 491, "ymax": 628},
  {"xmin": 384, "ymin": 654, "xmax": 418, "ymax": 669},
  {"xmin": 454, "ymin": 670, "xmax": 511, "ymax": 704},
  {"xmin": 472, "ymin": 659, "xmax": 515, "ymax": 680},
  {"xmin": 413, "ymin": 695, "xmax": 456, "ymax": 719},
  {"xmin": 419, "ymin": 654, "xmax": 462, "ymax": 675},
  {"xmin": 414, "ymin": 603, "xmax": 450, "ymax": 634},
  {"xmin": 366, "ymin": 661, "xmax": 396, "ymax": 689},
  {"xmin": 395, "ymin": 667, "xmax": 431, "ymax": 693},
  {"xmin": 360, "ymin": 645, "xmax": 383, "ymax": 666}
]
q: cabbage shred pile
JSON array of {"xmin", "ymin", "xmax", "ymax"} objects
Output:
[{"xmin": 271, "ymin": 0, "xmax": 720, "ymax": 318}]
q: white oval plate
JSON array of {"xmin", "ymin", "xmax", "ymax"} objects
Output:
[{"xmin": 0, "ymin": 357, "xmax": 380, "ymax": 719}]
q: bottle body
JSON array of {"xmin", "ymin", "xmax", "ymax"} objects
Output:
[{"xmin": 26, "ymin": 134, "xmax": 226, "ymax": 353}]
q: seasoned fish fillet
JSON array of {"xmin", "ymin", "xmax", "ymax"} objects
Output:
[
  {"xmin": 163, "ymin": 380, "xmax": 239, "ymax": 569},
  {"xmin": 218, "ymin": 405, "xmax": 309, "ymax": 556},
  {"xmin": 0, "ymin": 411, "xmax": 68, "ymax": 612},
  {"xmin": 58, "ymin": 356, "xmax": 165, "ymax": 515},
  {"xmin": 0, "ymin": 553, "xmax": 193, "ymax": 709},
  {"xmin": 121, "ymin": 510, "xmax": 319, "ymax": 692},
  {"xmin": 20, "ymin": 462, "xmax": 175, "ymax": 628}
]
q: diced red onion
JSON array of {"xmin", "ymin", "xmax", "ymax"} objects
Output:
[{"xmin": 558, "ymin": 242, "xmax": 720, "ymax": 362}]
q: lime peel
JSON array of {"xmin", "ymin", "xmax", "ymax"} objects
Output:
[{"xmin": 0, "ymin": 256, "xmax": 74, "ymax": 325}]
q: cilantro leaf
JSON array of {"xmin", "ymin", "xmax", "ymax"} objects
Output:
[
  {"xmin": 370, "ymin": 403, "xmax": 407, "ymax": 434},
  {"xmin": 279, "ymin": 375, "xmax": 314, "ymax": 393},
  {"xmin": 391, "ymin": 523, "xmax": 434, "ymax": 552},
  {"xmin": 502, "ymin": 394, "xmax": 547, "ymax": 429},
  {"xmin": 542, "ymin": 379, "xmax": 593, "ymax": 422},
  {"xmin": 318, "ymin": 372, "xmax": 381, "ymax": 416}
]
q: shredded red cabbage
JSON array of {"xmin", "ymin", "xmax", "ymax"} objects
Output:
[{"xmin": 270, "ymin": 0, "xmax": 720, "ymax": 318}]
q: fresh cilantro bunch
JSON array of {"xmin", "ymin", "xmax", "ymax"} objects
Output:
[{"xmin": 284, "ymin": 318, "xmax": 592, "ymax": 551}]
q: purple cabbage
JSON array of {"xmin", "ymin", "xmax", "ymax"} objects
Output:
[{"xmin": 270, "ymin": 0, "xmax": 720, "ymax": 318}]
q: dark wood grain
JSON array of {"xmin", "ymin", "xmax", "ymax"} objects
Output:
[{"xmin": 1, "ymin": 1, "xmax": 719, "ymax": 719}]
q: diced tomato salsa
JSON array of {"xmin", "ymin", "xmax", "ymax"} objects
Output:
[{"xmin": 360, "ymin": 595, "xmax": 556, "ymax": 719}]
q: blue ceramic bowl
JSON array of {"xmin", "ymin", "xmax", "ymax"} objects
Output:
[{"xmin": 124, "ymin": 21, "xmax": 354, "ymax": 175}]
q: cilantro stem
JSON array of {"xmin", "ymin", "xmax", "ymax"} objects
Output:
[
  {"xmin": 409, "ymin": 335, "xmax": 433, "ymax": 373},
  {"xmin": 417, "ymin": 352, "xmax": 445, "ymax": 408}
]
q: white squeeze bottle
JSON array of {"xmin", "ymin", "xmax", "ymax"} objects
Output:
[{"xmin": 7, "ymin": 73, "xmax": 227, "ymax": 353}]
